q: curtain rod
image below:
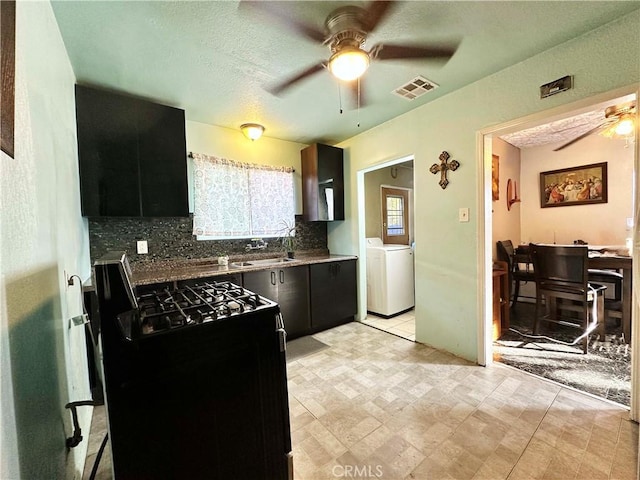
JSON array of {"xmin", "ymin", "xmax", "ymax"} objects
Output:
[{"xmin": 188, "ymin": 151, "xmax": 295, "ymax": 172}]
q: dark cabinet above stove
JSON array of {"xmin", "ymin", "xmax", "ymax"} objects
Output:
[
  {"xmin": 75, "ymin": 85, "xmax": 188, "ymax": 217},
  {"xmin": 301, "ymin": 143, "xmax": 344, "ymax": 221}
]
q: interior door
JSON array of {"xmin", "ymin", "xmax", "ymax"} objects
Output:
[{"xmin": 381, "ymin": 186, "xmax": 409, "ymax": 245}]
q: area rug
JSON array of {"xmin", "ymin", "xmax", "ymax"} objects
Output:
[
  {"xmin": 286, "ymin": 336, "xmax": 329, "ymax": 362},
  {"xmin": 494, "ymin": 302, "xmax": 631, "ymax": 407}
]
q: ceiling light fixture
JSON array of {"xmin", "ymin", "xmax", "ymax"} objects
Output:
[
  {"xmin": 601, "ymin": 113, "xmax": 636, "ymax": 141},
  {"xmin": 614, "ymin": 113, "xmax": 635, "ymax": 137},
  {"xmin": 240, "ymin": 123, "xmax": 265, "ymax": 141},
  {"xmin": 328, "ymin": 47, "xmax": 370, "ymax": 81}
]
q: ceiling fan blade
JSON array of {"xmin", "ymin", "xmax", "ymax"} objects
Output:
[
  {"xmin": 347, "ymin": 78, "xmax": 367, "ymax": 109},
  {"xmin": 267, "ymin": 62, "xmax": 326, "ymax": 96},
  {"xmin": 372, "ymin": 42, "xmax": 459, "ymax": 61},
  {"xmin": 363, "ymin": 1, "xmax": 396, "ymax": 32},
  {"xmin": 370, "ymin": 43, "xmax": 458, "ymax": 60},
  {"xmin": 552, "ymin": 123, "xmax": 607, "ymax": 151},
  {"xmin": 239, "ymin": 1, "xmax": 326, "ymax": 43}
]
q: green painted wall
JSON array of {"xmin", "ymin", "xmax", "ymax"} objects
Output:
[
  {"xmin": 0, "ymin": 2, "xmax": 91, "ymax": 479},
  {"xmin": 334, "ymin": 9, "xmax": 640, "ymax": 362}
]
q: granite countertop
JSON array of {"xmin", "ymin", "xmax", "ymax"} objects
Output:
[{"xmin": 131, "ymin": 252, "xmax": 358, "ymax": 286}]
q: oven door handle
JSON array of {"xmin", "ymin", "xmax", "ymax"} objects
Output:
[{"xmin": 276, "ymin": 313, "xmax": 286, "ymax": 352}]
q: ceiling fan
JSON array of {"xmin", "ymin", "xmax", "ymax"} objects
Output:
[
  {"xmin": 241, "ymin": 1, "xmax": 459, "ymax": 106},
  {"xmin": 554, "ymin": 102, "xmax": 636, "ymax": 151}
]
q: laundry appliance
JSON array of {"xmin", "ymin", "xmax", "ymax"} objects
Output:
[{"xmin": 366, "ymin": 238, "xmax": 415, "ymax": 317}]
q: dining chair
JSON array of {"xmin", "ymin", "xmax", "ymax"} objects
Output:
[
  {"xmin": 588, "ymin": 268, "xmax": 623, "ymax": 329},
  {"xmin": 529, "ymin": 244, "xmax": 606, "ymax": 354},
  {"xmin": 496, "ymin": 240, "xmax": 535, "ymax": 308}
]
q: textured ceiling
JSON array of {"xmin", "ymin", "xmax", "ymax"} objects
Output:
[
  {"xmin": 500, "ymin": 109, "xmax": 606, "ymax": 149},
  {"xmin": 51, "ymin": 1, "xmax": 640, "ymax": 145},
  {"xmin": 500, "ymin": 94, "xmax": 637, "ymax": 149}
]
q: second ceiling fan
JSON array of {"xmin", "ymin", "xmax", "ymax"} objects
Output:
[
  {"xmin": 243, "ymin": 1, "xmax": 459, "ymax": 105},
  {"xmin": 554, "ymin": 102, "xmax": 636, "ymax": 151}
]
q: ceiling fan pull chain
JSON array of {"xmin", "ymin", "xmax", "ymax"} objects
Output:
[
  {"xmin": 338, "ymin": 82, "xmax": 343, "ymax": 114},
  {"xmin": 357, "ymin": 78, "xmax": 361, "ymax": 128}
]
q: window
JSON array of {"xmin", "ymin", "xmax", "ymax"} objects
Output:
[
  {"xmin": 192, "ymin": 153, "xmax": 295, "ymax": 239},
  {"xmin": 382, "ymin": 186, "xmax": 410, "ymax": 245},
  {"xmin": 386, "ymin": 195, "xmax": 405, "ymax": 235}
]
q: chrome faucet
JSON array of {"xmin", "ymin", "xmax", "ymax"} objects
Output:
[{"xmin": 245, "ymin": 238, "xmax": 268, "ymax": 251}]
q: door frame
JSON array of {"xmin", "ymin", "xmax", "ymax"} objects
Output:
[
  {"xmin": 477, "ymin": 84, "xmax": 639, "ymax": 420},
  {"xmin": 356, "ymin": 155, "xmax": 415, "ymax": 321}
]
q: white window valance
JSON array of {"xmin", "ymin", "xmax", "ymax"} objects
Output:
[{"xmin": 192, "ymin": 152, "xmax": 295, "ymax": 238}]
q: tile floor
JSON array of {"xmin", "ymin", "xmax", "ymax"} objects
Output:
[
  {"xmin": 83, "ymin": 322, "xmax": 638, "ymax": 479},
  {"xmin": 361, "ymin": 309, "xmax": 415, "ymax": 341}
]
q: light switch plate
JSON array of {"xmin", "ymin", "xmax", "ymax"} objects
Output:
[
  {"xmin": 137, "ymin": 240, "xmax": 148, "ymax": 254},
  {"xmin": 459, "ymin": 208, "xmax": 469, "ymax": 222}
]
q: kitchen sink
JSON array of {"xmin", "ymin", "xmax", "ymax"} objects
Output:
[
  {"xmin": 230, "ymin": 261, "xmax": 253, "ymax": 267},
  {"xmin": 249, "ymin": 258, "xmax": 298, "ymax": 265},
  {"xmin": 231, "ymin": 258, "xmax": 299, "ymax": 268}
]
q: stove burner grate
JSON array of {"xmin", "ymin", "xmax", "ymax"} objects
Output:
[{"xmin": 137, "ymin": 280, "xmax": 271, "ymax": 335}]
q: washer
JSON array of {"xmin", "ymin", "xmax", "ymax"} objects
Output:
[{"xmin": 366, "ymin": 238, "xmax": 415, "ymax": 317}]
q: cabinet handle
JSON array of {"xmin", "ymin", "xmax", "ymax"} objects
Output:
[
  {"xmin": 271, "ymin": 271, "xmax": 276, "ymax": 285},
  {"xmin": 279, "ymin": 270, "xmax": 284, "ymax": 284}
]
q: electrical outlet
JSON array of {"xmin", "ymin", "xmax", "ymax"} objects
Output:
[
  {"xmin": 459, "ymin": 207, "xmax": 469, "ymax": 222},
  {"xmin": 137, "ymin": 240, "xmax": 148, "ymax": 254}
]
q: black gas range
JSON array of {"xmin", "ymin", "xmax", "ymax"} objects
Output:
[
  {"xmin": 93, "ymin": 252, "xmax": 292, "ymax": 480},
  {"xmin": 135, "ymin": 281, "xmax": 277, "ymax": 336}
]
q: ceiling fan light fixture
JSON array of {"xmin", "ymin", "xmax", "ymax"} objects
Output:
[
  {"xmin": 614, "ymin": 114, "xmax": 635, "ymax": 137},
  {"xmin": 240, "ymin": 123, "xmax": 265, "ymax": 141},
  {"xmin": 328, "ymin": 47, "xmax": 370, "ymax": 81}
]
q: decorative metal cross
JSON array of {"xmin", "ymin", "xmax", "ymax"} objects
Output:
[{"xmin": 430, "ymin": 151, "xmax": 460, "ymax": 189}]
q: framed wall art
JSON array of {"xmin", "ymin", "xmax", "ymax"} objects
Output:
[
  {"xmin": 491, "ymin": 154, "xmax": 499, "ymax": 201},
  {"xmin": 539, "ymin": 162, "xmax": 607, "ymax": 208}
]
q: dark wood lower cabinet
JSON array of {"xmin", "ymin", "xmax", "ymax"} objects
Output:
[
  {"xmin": 309, "ymin": 260, "xmax": 357, "ymax": 331},
  {"xmin": 243, "ymin": 266, "xmax": 310, "ymax": 340}
]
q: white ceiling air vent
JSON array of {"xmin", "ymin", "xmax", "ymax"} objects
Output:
[{"xmin": 392, "ymin": 75, "xmax": 439, "ymax": 100}]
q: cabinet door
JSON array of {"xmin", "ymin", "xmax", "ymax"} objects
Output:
[
  {"xmin": 243, "ymin": 270, "xmax": 279, "ymax": 304},
  {"xmin": 277, "ymin": 266, "xmax": 310, "ymax": 340},
  {"xmin": 301, "ymin": 143, "xmax": 344, "ymax": 221},
  {"xmin": 331, "ymin": 260, "xmax": 357, "ymax": 320},
  {"xmin": 137, "ymin": 99, "xmax": 188, "ymax": 217},
  {"xmin": 310, "ymin": 260, "xmax": 356, "ymax": 330},
  {"xmin": 76, "ymin": 85, "xmax": 141, "ymax": 216}
]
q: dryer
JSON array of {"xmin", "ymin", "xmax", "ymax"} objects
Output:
[{"xmin": 366, "ymin": 238, "xmax": 415, "ymax": 317}]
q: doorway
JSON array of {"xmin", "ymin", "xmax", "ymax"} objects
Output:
[
  {"xmin": 357, "ymin": 157, "xmax": 416, "ymax": 341},
  {"xmin": 480, "ymin": 87, "xmax": 638, "ymax": 416}
]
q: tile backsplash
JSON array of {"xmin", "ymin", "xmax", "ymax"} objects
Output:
[{"xmin": 89, "ymin": 215, "xmax": 328, "ymax": 266}]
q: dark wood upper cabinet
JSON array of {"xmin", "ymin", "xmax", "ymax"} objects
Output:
[
  {"xmin": 301, "ymin": 143, "xmax": 344, "ymax": 221},
  {"xmin": 75, "ymin": 85, "xmax": 188, "ymax": 217}
]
